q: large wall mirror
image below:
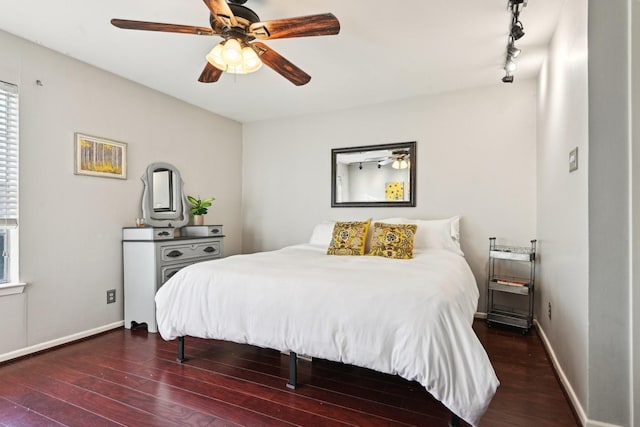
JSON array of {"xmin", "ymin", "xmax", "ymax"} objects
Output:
[
  {"xmin": 331, "ymin": 141, "xmax": 416, "ymax": 207},
  {"xmin": 141, "ymin": 162, "xmax": 189, "ymax": 227}
]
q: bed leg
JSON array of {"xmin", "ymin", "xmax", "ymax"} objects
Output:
[
  {"xmin": 449, "ymin": 413, "xmax": 461, "ymax": 427},
  {"xmin": 286, "ymin": 351, "xmax": 297, "ymax": 389},
  {"xmin": 177, "ymin": 336, "xmax": 185, "ymax": 363}
]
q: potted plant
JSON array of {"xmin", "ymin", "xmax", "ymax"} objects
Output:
[{"xmin": 187, "ymin": 195, "xmax": 215, "ymax": 226}]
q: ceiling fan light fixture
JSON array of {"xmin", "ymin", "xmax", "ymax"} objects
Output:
[
  {"xmin": 221, "ymin": 38, "xmax": 243, "ymax": 65},
  {"xmin": 392, "ymin": 159, "xmax": 409, "ymax": 170},
  {"xmin": 241, "ymin": 46, "xmax": 262, "ymax": 73},
  {"xmin": 206, "ymin": 40, "xmax": 263, "ymax": 74},
  {"xmin": 206, "ymin": 44, "xmax": 226, "ymax": 71}
]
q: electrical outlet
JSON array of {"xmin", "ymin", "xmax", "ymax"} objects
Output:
[
  {"xmin": 107, "ymin": 289, "xmax": 116, "ymax": 304},
  {"xmin": 548, "ymin": 301, "xmax": 552, "ymax": 320}
]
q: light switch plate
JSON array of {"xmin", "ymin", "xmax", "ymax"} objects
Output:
[{"xmin": 569, "ymin": 147, "xmax": 578, "ymax": 172}]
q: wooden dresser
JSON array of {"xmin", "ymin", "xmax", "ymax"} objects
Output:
[{"xmin": 122, "ymin": 226, "xmax": 224, "ymax": 333}]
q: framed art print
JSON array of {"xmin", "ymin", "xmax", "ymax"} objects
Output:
[{"xmin": 74, "ymin": 133, "xmax": 127, "ymax": 179}]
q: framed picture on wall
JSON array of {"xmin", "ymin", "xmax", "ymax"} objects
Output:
[
  {"xmin": 385, "ymin": 181, "xmax": 405, "ymax": 201},
  {"xmin": 74, "ymin": 133, "xmax": 127, "ymax": 179}
]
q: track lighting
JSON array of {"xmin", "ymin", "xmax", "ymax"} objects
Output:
[
  {"xmin": 511, "ymin": 21, "xmax": 525, "ymax": 40},
  {"xmin": 501, "ymin": 0, "xmax": 527, "ymax": 83},
  {"xmin": 508, "ymin": 44, "xmax": 521, "ymax": 59}
]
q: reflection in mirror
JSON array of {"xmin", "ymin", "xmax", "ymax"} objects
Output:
[
  {"xmin": 141, "ymin": 162, "xmax": 189, "ymax": 227},
  {"xmin": 331, "ymin": 142, "xmax": 416, "ymax": 207},
  {"xmin": 152, "ymin": 169, "xmax": 173, "ymax": 212}
]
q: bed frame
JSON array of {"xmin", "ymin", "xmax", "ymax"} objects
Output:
[{"xmin": 176, "ymin": 336, "xmax": 462, "ymax": 427}]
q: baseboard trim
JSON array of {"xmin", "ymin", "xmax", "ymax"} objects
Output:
[
  {"xmin": 533, "ymin": 319, "xmax": 588, "ymax": 426},
  {"xmin": 0, "ymin": 321, "xmax": 124, "ymax": 364},
  {"xmin": 585, "ymin": 421, "xmax": 625, "ymax": 427},
  {"xmin": 533, "ymin": 320, "xmax": 623, "ymax": 427},
  {"xmin": 475, "ymin": 312, "xmax": 588, "ymax": 424}
]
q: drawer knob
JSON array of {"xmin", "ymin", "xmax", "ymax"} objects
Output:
[
  {"xmin": 203, "ymin": 246, "xmax": 217, "ymax": 253},
  {"xmin": 167, "ymin": 250, "xmax": 183, "ymax": 258}
]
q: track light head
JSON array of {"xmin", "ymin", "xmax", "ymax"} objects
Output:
[
  {"xmin": 511, "ymin": 21, "xmax": 525, "ymax": 40},
  {"xmin": 508, "ymin": 45, "xmax": 521, "ymax": 59},
  {"xmin": 502, "ymin": 73, "xmax": 514, "ymax": 83}
]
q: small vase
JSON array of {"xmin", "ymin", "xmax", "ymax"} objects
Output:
[{"xmin": 193, "ymin": 215, "xmax": 204, "ymax": 226}]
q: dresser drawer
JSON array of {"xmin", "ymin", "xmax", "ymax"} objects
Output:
[
  {"xmin": 181, "ymin": 225, "xmax": 223, "ymax": 237},
  {"xmin": 161, "ymin": 261, "xmax": 193, "ymax": 284},
  {"xmin": 160, "ymin": 240, "xmax": 222, "ymax": 264},
  {"xmin": 123, "ymin": 226, "xmax": 174, "ymax": 241}
]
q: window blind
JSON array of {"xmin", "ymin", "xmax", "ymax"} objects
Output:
[{"xmin": 0, "ymin": 81, "xmax": 18, "ymax": 227}]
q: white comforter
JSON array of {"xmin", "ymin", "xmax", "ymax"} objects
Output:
[{"xmin": 155, "ymin": 244, "xmax": 499, "ymax": 426}]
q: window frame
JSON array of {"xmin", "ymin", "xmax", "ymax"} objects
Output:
[{"xmin": 0, "ymin": 80, "xmax": 20, "ymax": 290}]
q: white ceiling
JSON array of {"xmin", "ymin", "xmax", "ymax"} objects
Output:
[{"xmin": 0, "ymin": 0, "xmax": 564, "ymax": 123}]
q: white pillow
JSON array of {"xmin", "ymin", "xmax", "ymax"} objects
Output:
[
  {"xmin": 309, "ymin": 220, "xmax": 336, "ymax": 246},
  {"xmin": 373, "ymin": 216, "xmax": 464, "ymax": 256}
]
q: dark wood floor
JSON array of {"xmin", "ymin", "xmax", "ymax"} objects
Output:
[{"xmin": 0, "ymin": 320, "xmax": 578, "ymax": 426}]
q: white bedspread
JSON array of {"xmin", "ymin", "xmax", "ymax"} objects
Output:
[{"xmin": 155, "ymin": 244, "xmax": 499, "ymax": 426}]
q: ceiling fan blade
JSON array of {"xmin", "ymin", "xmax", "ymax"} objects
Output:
[
  {"xmin": 202, "ymin": 0, "xmax": 238, "ymax": 27},
  {"xmin": 252, "ymin": 42, "xmax": 311, "ymax": 86},
  {"xmin": 111, "ymin": 19, "xmax": 216, "ymax": 36},
  {"xmin": 198, "ymin": 62, "xmax": 223, "ymax": 83},
  {"xmin": 249, "ymin": 13, "xmax": 340, "ymax": 40}
]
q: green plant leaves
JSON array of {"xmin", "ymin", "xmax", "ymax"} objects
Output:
[{"xmin": 187, "ymin": 195, "xmax": 215, "ymax": 216}]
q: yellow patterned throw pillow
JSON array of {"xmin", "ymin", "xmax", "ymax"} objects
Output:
[
  {"xmin": 327, "ymin": 220, "xmax": 371, "ymax": 256},
  {"xmin": 369, "ymin": 222, "xmax": 418, "ymax": 259}
]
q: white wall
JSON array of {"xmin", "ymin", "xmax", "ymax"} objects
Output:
[
  {"xmin": 587, "ymin": 0, "xmax": 631, "ymax": 425},
  {"xmin": 539, "ymin": 0, "xmax": 635, "ymax": 425},
  {"xmin": 243, "ymin": 81, "xmax": 538, "ymax": 311},
  {"xmin": 633, "ymin": 1, "xmax": 640, "ymax": 423},
  {"xmin": 536, "ymin": 0, "xmax": 589, "ymax": 420},
  {"xmin": 0, "ymin": 30, "xmax": 243, "ymax": 357}
]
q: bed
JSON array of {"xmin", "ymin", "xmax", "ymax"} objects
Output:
[{"xmin": 155, "ymin": 218, "xmax": 499, "ymax": 426}]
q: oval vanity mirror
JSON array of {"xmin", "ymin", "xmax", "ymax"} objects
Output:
[{"xmin": 141, "ymin": 162, "xmax": 189, "ymax": 227}]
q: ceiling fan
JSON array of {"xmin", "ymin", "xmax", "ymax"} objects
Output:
[
  {"xmin": 111, "ymin": 0, "xmax": 340, "ymax": 86},
  {"xmin": 364, "ymin": 150, "xmax": 411, "ymax": 169}
]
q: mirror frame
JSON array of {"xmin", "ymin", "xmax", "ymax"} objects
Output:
[
  {"xmin": 331, "ymin": 141, "xmax": 417, "ymax": 208},
  {"xmin": 141, "ymin": 162, "xmax": 189, "ymax": 228}
]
